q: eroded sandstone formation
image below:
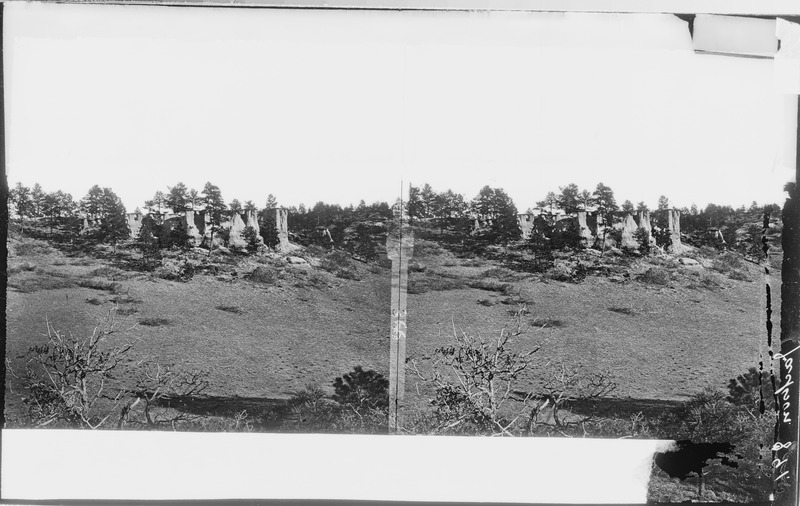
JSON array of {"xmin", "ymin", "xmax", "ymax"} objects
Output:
[
  {"xmin": 513, "ymin": 208, "xmax": 684, "ymax": 253},
  {"xmin": 276, "ymin": 208, "xmax": 290, "ymax": 251},
  {"xmin": 126, "ymin": 212, "xmax": 143, "ymax": 239}
]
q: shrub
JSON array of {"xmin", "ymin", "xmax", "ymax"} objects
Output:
[
  {"xmin": 712, "ymin": 251, "xmax": 750, "ymax": 280},
  {"xmin": 639, "ymin": 267, "xmax": 670, "ymax": 285},
  {"xmin": 332, "ymin": 366, "xmax": 389, "ymax": 410},
  {"xmin": 78, "ymin": 278, "xmax": 125, "ymax": 293},
  {"xmin": 156, "ymin": 259, "xmax": 196, "ymax": 282},
  {"xmin": 466, "ymin": 279, "xmax": 514, "ymax": 294},
  {"xmin": 247, "ymin": 266, "xmax": 280, "ymax": 284},
  {"xmin": 215, "ymin": 305, "xmax": 243, "ymax": 315},
  {"xmin": 407, "ymin": 276, "xmax": 465, "ymax": 294},
  {"xmin": 727, "ymin": 367, "xmax": 774, "ymax": 413},
  {"xmin": 116, "ymin": 306, "xmax": 139, "ymax": 316},
  {"xmin": 319, "ymin": 251, "xmax": 360, "ymax": 280},
  {"xmin": 138, "ymin": 317, "xmax": 171, "ymax": 327},
  {"xmin": 8, "ymin": 261, "xmax": 37, "ymax": 274},
  {"xmin": 18, "ymin": 311, "xmax": 138, "ymax": 428},
  {"xmin": 14, "ymin": 239, "xmax": 52, "ymax": 257},
  {"xmin": 8, "ymin": 275, "xmax": 75, "ymax": 293},
  {"xmin": 608, "ymin": 307, "xmax": 636, "ymax": 316},
  {"xmin": 407, "ymin": 309, "xmax": 548, "ymax": 436},
  {"xmin": 242, "ymin": 226, "xmax": 260, "ymax": 254}
]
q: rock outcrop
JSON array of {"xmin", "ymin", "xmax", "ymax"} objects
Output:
[
  {"xmin": 667, "ymin": 209, "xmax": 685, "ymax": 253},
  {"xmin": 518, "ymin": 214, "xmax": 535, "ymax": 240},
  {"xmin": 620, "ymin": 213, "xmax": 639, "ymax": 250},
  {"xmin": 576, "ymin": 211, "xmax": 594, "ymax": 246},
  {"xmin": 182, "ymin": 210, "xmax": 204, "ymax": 246},
  {"xmin": 636, "ymin": 210, "xmax": 656, "ymax": 247},
  {"xmin": 126, "ymin": 212, "xmax": 143, "ymax": 239},
  {"xmin": 276, "ymin": 208, "xmax": 290, "ymax": 251}
]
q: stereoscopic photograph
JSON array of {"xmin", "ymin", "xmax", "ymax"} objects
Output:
[{"xmin": 3, "ymin": 3, "xmax": 796, "ymax": 502}]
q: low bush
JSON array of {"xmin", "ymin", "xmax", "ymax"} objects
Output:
[
  {"xmin": 89, "ymin": 266, "xmax": 126, "ymax": 280},
  {"xmin": 138, "ymin": 317, "xmax": 172, "ymax": 327},
  {"xmin": 9, "ymin": 275, "xmax": 75, "ymax": 293},
  {"xmin": 78, "ymin": 278, "xmax": 125, "ymax": 293},
  {"xmin": 712, "ymin": 251, "xmax": 751, "ymax": 281},
  {"xmin": 407, "ymin": 275, "xmax": 465, "ymax": 294},
  {"xmin": 116, "ymin": 306, "xmax": 139, "ymax": 316},
  {"xmin": 8, "ymin": 261, "xmax": 37, "ymax": 274},
  {"xmin": 85, "ymin": 297, "xmax": 104, "ymax": 306},
  {"xmin": 215, "ymin": 305, "xmax": 243, "ymax": 315},
  {"xmin": 319, "ymin": 251, "xmax": 361, "ymax": 280},
  {"xmin": 639, "ymin": 267, "xmax": 670, "ymax": 285},
  {"xmin": 608, "ymin": 307, "xmax": 636, "ymax": 316},
  {"xmin": 547, "ymin": 261, "xmax": 587, "ymax": 283},
  {"xmin": 14, "ymin": 239, "xmax": 52, "ymax": 257},
  {"xmin": 156, "ymin": 259, "xmax": 196, "ymax": 282},
  {"xmin": 479, "ymin": 267, "xmax": 526, "ymax": 282},
  {"xmin": 466, "ymin": 279, "xmax": 514, "ymax": 294},
  {"xmin": 247, "ymin": 266, "xmax": 282, "ymax": 285}
]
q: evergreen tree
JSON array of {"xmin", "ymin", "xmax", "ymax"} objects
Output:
[
  {"xmin": 259, "ymin": 210, "xmax": 280, "ymax": 249},
  {"xmin": 144, "ymin": 191, "xmax": 167, "ymax": 221},
  {"xmin": 137, "ymin": 214, "xmax": 162, "ymax": 267},
  {"xmin": 579, "ymin": 189, "xmax": 593, "ymax": 211},
  {"xmin": 658, "ymin": 195, "xmax": 670, "ymax": 211},
  {"xmin": 187, "ymin": 189, "xmax": 200, "ymax": 210},
  {"xmin": 622, "ymin": 200, "xmax": 634, "ymax": 213},
  {"xmin": 9, "ymin": 182, "xmax": 33, "ymax": 232},
  {"xmin": 94, "ymin": 188, "xmax": 130, "ymax": 250},
  {"xmin": 536, "ymin": 191, "xmax": 559, "ymax": 214},
  {"xmin": 420, "ymin": 183, "xmax": 436, "ymax": 218},
  {"xmin": 557, "ymin": 184, "xmax": 581, "ymax": 214},
  {"xmin": 470, "ymin": 186, "xmax": 520, "ymax": 248},
  {"xmin": 30, "ymin": 183, "xmax": 45, "ymax": 218},
  {"xmin": 81, "ymin": 185, "xmax": 107, "ymax": 220},
  {"xmin": 636, "ymin": 201, "xmax": 649, "ymax": 213},
  {"xmin": 201, "ymin": 182, "xmax": 226, "ymax": 255},
  {"xmin": 165, "ymin": 182, "xmax": 190, "ymax": 213},
  {"xmin": 229, "ymin": 199, "xmax": 242, "ymax": 213},
  {"xmin": 592, "ymin": 182, "xmax": 618, "ymax": 212},
  {"xmin": 407, "ymin": 185, "xmax": 425, "ymax": 221},
  {"xmin": 244, "ymin": 200, "xmax": 257, "ymax": 212},
  {"xmin": 265, "ymin": 194, "xmax": 278, "ymax": 209}
]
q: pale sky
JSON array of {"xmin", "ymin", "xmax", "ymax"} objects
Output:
[{"xmin": 4, "ymin": 3, "xmax": 794, "ymax": 213}]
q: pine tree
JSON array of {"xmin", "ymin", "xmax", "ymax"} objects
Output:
[
  {"xmin": 592, "ymin": 183, "xmax": 618, "ymax": 212},
  {"xmin": 555, "ymin": 184, "xmax": 581, "ymax": 214},
  {"xmin": 10, "ymin": 183, "xmax": 33, "ymax": 233},
  {"xmin": 144, "ymin": 191, "xmax": 167, "ymax": 221},
  {"xmin": 165, "ymin": 182, "xmax": 190, "ymax": 213},
  {"xmin": 420, "ymin": 183, "xmax": 436, "ymax": 218},
  {"xmin": 30, "ymin": 183, "xmax": 45, "ymax": 218},
  {"xmin": 636, "ymin": 201, "xmax": 649, "ymax": 213},
  {"xmin": 187, "ymin": 189, "xmax": 200, "ymax": 210},
  {"xmin": 265, "ymin": 194, "xmax": 278, "ymax": 209},
  {"xmin": 98, "ymin": 189, "xmax": 130, "ymax": 251},
  {"xmin": 536, "ymin": 192, "xmax": 559, "ymax": 215},
  {"xmin": 201, "ymin": 182, "xmax": 226, "ymax": 255},
  {"xmin": 407, "ymin": 185, "xmax": 425, "ymax": 222},
  {"xmin": 622, "ymin": 200, "xmax": 634, "ymax": 213},
  {"xmin": 81, "ymin": 185, "xmax": 107, "ymax": 221},
  {"xmin": 579, "ymin": 190, "xmax": 593, "ymax": 211},
  {"xmin": 244, "ymin": 200, "xmax": 257, "ymax": 212},
  {"xmin": 658, "ymin": 195, "xmax": 670, "ymax": 211},
  {"xmin": 229, "ymin": 199, "xmax": 242, "ymax": 213}
]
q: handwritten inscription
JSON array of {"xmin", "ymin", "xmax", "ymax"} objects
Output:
[{"xmin": 772, "ymin": 343, "xmax": 800, "ymax": 483}]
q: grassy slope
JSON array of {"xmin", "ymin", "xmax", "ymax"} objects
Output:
[
  {"xmin": 5, "ymin": 241, "xmax": 390, "ymax": 421},
  {"xmin": 5, "ymin": 233, "xmax": 777, "ymax": 422}
]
